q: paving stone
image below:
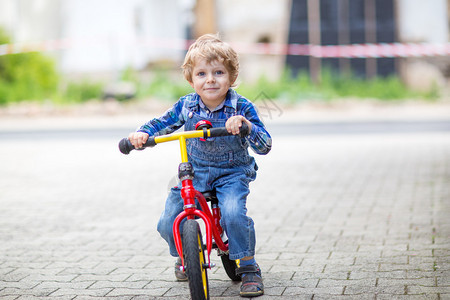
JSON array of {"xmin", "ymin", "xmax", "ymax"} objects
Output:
[{"xmin": 1, "ymin": 118, "xmax": 449, "ymax": 299}]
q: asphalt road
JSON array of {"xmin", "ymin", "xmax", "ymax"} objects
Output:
[{"xmin": 0, "ymin": 120, "xmax": 449, "ymax": 141}]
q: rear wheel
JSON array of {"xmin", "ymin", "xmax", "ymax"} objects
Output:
[
  {"xmin": 221, "ymin": 255, "xmax": 241, "ymax": 281},
  {"xmin": 183, "ymin": 219, "xmax": 209, "ymax": 300}
]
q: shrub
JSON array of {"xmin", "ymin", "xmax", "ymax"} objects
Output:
[
  {"xmin": 0, "ymin": 28, "xmax": 59, "ymax": 104},
  {"xmin": 63, "ymin": 80, "xmax": 103, "ymax": 103},
  {"xmin": 236, "ymin": 68, "xmax": 438, "ymax": 102}
]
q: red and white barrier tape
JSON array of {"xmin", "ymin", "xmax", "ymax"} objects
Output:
[
  {"xmin": 231, "ymin": 42, "xmax": 450, "ymax": 58},
  {"xmin": 0, "ymin": 37, "xmax": 449, "ymax": 58}
]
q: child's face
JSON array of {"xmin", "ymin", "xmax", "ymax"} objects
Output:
[{"xmin": 189, "ymin": 58, "xmax": 234, "ymax": 109}]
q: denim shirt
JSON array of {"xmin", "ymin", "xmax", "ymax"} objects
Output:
[{"xmin": 138, "ymin": 89, "xmax": 272, "ymax": 155}]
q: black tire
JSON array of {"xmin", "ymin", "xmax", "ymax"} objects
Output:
[
  {"xmin": 221, "ymin": 254, "xmax": 242, "ymax": 281},
  {"xmin": 183, "ymin": 219, "xmax": 209, "ymax": 300}
]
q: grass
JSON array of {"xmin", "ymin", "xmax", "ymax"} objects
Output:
[
  {"xmin": 0, "ymin": 62, "xmax": 441, "ymax": 107},
  {"xmin": 56, "ymin": 66, "xmax": 438, "ymax": 105},
  {"xmin": 235, "ymin": 69, "xmax": 440, "ymax": 103},
  {"xmin": 127, "ymin": 68, "xmax": 440, "ymax": 104}
]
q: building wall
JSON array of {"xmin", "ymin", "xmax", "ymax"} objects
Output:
[
  {"xmin": 0, "ymin": 0, "xmax": 447, "ymax": 91},
  {"xmin": 0, "ymin": 0, "xmax": 62, "ymax": 42},
  {"xmin": 0, "ymin": 0, "xmax": 188, "ymax": 75},
  {"xmin": 59, "ymin": 0, "xmax": 187, "ymax": 74},
  {"xmin": 397, "ymin": 0, "xmax": 448, "ymax": 43},
  {"xmin": 217, "ymin": 0, "xmax": 291, "ymax": 83},
  {"xmin": 396, "ymin": 0, "xmax": 449, "ymax": 92}
]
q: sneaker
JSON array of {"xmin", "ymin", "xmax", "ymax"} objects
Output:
[
  {"xmin": 174, "ymin": 257, "xmax": 188, "ymax": 281},
  {"xmin": 236, "ymin": 264, "xmax": 264, "ymax": 297}
]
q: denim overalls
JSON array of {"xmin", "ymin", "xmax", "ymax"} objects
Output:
[{"xmin": 157, "ymin": 102, "xmax": 258, "ymax": 260}]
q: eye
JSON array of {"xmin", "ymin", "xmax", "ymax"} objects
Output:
[
  {"xmin": 215, "ymin": 70, "xmax": 225, "ymax": 75},
  {"xmin": 197, "ymin": 71, "xmax": 206, "ymax": 77}
]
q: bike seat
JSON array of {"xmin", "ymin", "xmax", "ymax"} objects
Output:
[{"xmin": 202, "ymin": 190, "xmax": 217, "ymax": 202}]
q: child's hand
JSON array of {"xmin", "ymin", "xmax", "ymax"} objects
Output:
[
  {"xmin": 128, "ymin": 132, "xmax": 149, "ymax": 149},
  {"xmin": 226, "ymin": 116, "xmax": 253, "ymax": 135}
]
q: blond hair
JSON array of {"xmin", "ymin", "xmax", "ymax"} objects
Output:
[{"xmin": 182, "ymin": 34, "xmax": 239, "ymax": 84}]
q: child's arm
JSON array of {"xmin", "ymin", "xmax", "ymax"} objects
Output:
[
  {"xmin": 138, "ymin": 100, "xmax": 185, "ymax": 135},
  {"xmin": 128, "ymin": 99, "xmax": 185, "ymax": 149},
  {"xmin": 229, "ymin": 100, "xmax": 272, "ymax": 155}
]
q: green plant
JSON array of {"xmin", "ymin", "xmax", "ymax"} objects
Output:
[
  {"xmin": 0, "ymin": 28, "xmax": 59, "ymax": 104},
  {"xmin": 140, "ymin": 70, "xmax": 193, "ymax": 100},
  {"xmin": 120, "ymin": 66, "xmax": 139, "ymax": 83},
  {"xmin": 62, "ymin": 80, "xmax": 103, "ymax": 103},
  {"xmin": 236, "ymin": 67, "xmax": 439, "ymax": 102}
]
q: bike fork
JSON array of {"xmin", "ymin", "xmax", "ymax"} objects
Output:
[
  {"xmin": 173, "ymin": 162, "xmax": 228, "ymax": 272},
  {"xmin": 173, "ymin": 208, "xmax": 213, "ymax": 271}
]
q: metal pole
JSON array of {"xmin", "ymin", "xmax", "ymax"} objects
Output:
[
  {"xmin": 337, "ymin": 0, "xmax": 350, "ymax": 75},
  {"xmin": 365, "ymin": 0, "xmax": 377, "ymax": 78},
  {"xmin": 307, "ymin": 0, "xmax": 321, "ymax": 83}
]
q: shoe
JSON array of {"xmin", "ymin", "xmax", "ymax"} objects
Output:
[
  {"xmin": 174, "ymin": 257, "xmax": 188, "ymax": 281},
  {"xmin": 236, "ymin": 264, "xmax": 264, "ymax": 297}
]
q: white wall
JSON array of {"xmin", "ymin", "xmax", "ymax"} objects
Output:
[
  {"xmin": 396, "ymin": 0, "xmax": 449, "ymax": 91},
  {"xmin": 397, "ymin": 0, "xmax": 448, "ymax": 43},
  {"xmin": 60, "ymin": 0, "xmax": 187, "ymax": 74},
  {"xmin": 0, "ymin": 0, "xmax": 62, "ymax": 42},
  {"xmin": 0, "ymin": 0, "xmax": 189, "ymax": 74}
]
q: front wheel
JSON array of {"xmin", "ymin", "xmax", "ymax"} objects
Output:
[{"xmin": 183, "ymin": 219, "xmax": 209, "ymax": 300}]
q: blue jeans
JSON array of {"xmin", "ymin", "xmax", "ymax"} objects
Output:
[{"xmin": 157, "ymin": 157, "xmax": 257, "ymax": 260}]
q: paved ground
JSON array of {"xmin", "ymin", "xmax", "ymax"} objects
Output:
[{"xmin": 0, "ymin": 102, "xmax": 449, "ymax": 299}]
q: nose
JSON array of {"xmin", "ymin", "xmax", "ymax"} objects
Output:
[{"xmin": 206, "ymin": 73, "xmax": 215, "ymax": 83}]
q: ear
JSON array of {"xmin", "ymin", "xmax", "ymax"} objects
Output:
[
  {"xmin": 230, "ymin": 74, "xmax": 238, "ymax": 86},
  {"xmin": 189, "ymin": 81, "xmax": 194, "ymax": 88}
]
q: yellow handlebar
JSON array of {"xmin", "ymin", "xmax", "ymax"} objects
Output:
[
  {"xmin": 153, "ymin": 130, "xmax": 205, "ymax": 144},
  {"xmin": 153, "ymin": 130, "xmax": 206, "ymax": 162},
  {"xmin": 119, "ymin": 123, "xmax": 249, "ymax": 159}
]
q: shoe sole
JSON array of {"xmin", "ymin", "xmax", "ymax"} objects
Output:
[
  {"xmin": 176, "ymin": 277, "xmax": 188, "ymax": 282},
  {"xmin": 240, "ymin": 290, "xmax": 264, "ymax": 297},
  {"xmin": 175, "ymin": 271, "xmax": 188, "ymax": 281}
]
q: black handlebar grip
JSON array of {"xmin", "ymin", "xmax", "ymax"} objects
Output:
[
  {"xmin": 209, "ymin": 122, "xmax": 250, "ymax": 138},
  {"xmin": 209, "ymin": 127, "xmax": 229, "ymax": 137},
  {"xmin": 239, "ymin": 122, "xmax": 250, "ymax": 138},
  {"xmin": 118, "ymin": 136, "xmax": 156, "ymax": 155},
  {"xmin": 145, "ymin": 136, "xmax": 157, "ymax": 147},
  {"xmin": 118, "ymin": 138, "xmax": 134, "ymax": 155}
]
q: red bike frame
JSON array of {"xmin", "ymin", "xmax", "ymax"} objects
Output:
[
  {"xmin": 146, "ymin": 130, "xmax": 230, "ymax": 271},
  {"xmin": 119, "ymin": 123, "xmax": 249, "ymax": 273},
  {"xmin": 173, "ymin": 175, "xmax": 229, "ymax": 271}
]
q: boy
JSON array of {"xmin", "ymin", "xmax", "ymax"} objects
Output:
[{"xmin": 128, "ymin": 34, "xmax": 271, "ymax": 297}]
